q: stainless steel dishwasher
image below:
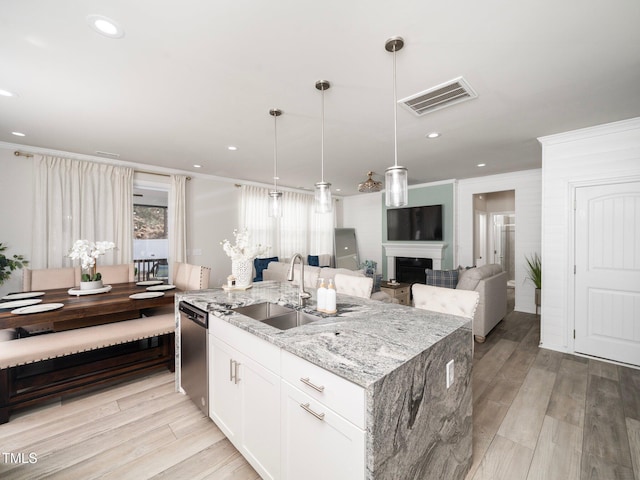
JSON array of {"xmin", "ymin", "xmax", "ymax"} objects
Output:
[{"xmin": 179, "ymin": 301, "xmax": 208, "ymax": 415}]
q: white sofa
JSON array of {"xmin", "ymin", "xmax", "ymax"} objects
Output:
[
  {"xmin": 456, "ymin": 264, "xmax": 508, "ymax": 342},
  {"xmin": 262, "ymin": 261, "xmax": 395, "ymax": 302}
]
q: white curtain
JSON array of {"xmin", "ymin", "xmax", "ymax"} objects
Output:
[
  {"xmin": 169, "ymin": 175, "xmax": 187, "ymax": 273},
  {"xmin": 240, "ymin": 185, "xmax": 335, "ymax": 260},
  {"xmin": 32, "ymin": 155, "xmax": 133, "ymax": 268}
]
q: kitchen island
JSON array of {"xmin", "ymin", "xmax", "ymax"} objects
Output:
[{"xmin": 177, "ymin": 281, "xmax": 472, "ymax": 480}]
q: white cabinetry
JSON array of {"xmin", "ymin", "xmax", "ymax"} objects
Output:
[
  {"xmin": 209, "ymin": 317, "xmax": 281, "ymax": 480},
  {"xmin": 209, "ymin": 318, "xmax": 366, "ymax": 480},
  {"xmin": 280, "ymin": 350, "xmax": 366, "ymax": 480}
]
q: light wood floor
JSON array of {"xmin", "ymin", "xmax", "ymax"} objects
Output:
[{"xmin": 1, "ymin": 307, "xmax": 638, "ymax": 480}]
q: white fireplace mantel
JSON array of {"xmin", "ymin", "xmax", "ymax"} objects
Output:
[{"xmin": 382, "ymin": 242, "xmax": 447, "ymax": 279}]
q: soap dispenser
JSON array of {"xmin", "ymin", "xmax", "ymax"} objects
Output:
[
  {"xmin": 317, "ymin": 278, "xmax": 327, "ymax": 313},
  {"xmin": 325, "ymin": 278, "xmax": 337, "ymax": 314}
]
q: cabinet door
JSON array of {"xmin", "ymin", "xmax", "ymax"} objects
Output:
[
  {"xmin": 281, "ymin": 380, "xmax": 365, "ymax": 480},
  {"xmin": 209, "ymin": 337, "xmax": 241, "ymax": 441},
  {"xmin": 239, "ymin": 352, "xmax": 281, "ymax": 480}
]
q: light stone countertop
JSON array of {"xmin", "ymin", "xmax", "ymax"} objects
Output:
[{"xmin": 177, "ymin": 281, "xmax": 470, "ymax": 389}]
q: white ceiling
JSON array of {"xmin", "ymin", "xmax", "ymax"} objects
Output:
[{"xmin": 2, "ymin": 0, "xmax": 639, "ymax": 195}]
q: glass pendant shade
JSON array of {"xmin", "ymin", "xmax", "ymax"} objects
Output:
[
  {"xmin": 268, "ymin": 108, "xmax": 283, "ymax": 218},
  {"xmin": 269, "ymin": 190, "xmax": 283, "ymax": 218},
  {"xmin": 384, "ymin": 36, "xmax": 408, "ymax": 209},
  {"xmin": 385, "ymin": 165, "xmax": 408, "ymax": 207},
  {"xmin": 315, "ymin": 181, "xmax": 332, "ymax": 213},
  {"xmin": 314, "ymin": 80, "xmax": 332, "ymax": 214}
]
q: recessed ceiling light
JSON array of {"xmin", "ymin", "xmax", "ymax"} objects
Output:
[
  {"xmin": 336, "ymin": 188, "xmax": 341, "ymax": 192},
  {"xmin": 11, "ymin": 131, "xmax": 25, "ymax": 137},
  {"xmin": 477, "ymin": 163, "xmax": 486, "ymax": 167},
  {"xmin": 228, "ymin": 146, "xmax": 238, "ymax": 151},
  {"xmin": 426, "ymin": 132, "xmax": 440, "ymax": 139},
  {"xmin": 0, "ymin": 89, "xmax": 17, "ymax": 97},
  {"xmin": 87, "ymin": 15, "xmax": 125, "ymax": 39},
  {"xmin": 273, "ymin": 176, "xmax": 280, "ymax": 180},
  {"xmin": 193, "ymin": 164, "xmax": 202, "ymax": 168}
]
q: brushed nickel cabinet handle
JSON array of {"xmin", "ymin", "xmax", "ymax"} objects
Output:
[
  {"xmin": 300, "ymin": 377, "xmax": 325, "ymax": 392},
  {"xmin": 300, "ymin": 402, "xmax": 325, "ymax": 421},
  {"xmin": 229, "ymin": 359, "xmax": 234, "ymax": 382},
  {"xmin": 234, "ymin": 361, "xmax": 241, "ymax": 384}
]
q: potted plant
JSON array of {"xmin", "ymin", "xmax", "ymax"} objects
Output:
[
  {"xmin": 0, "ymin": 243, "xmax": 28, "ymax": 286},
  {"xmin": 525, "ymin": 253, "xmax": 541, "ymax": 309},
  {"xmin": 68, "ymin": 240, "xmax": 115, "ymax": 290}
]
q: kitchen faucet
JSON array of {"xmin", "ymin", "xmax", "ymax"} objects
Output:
[{"xmin": 287, "ymin": 253, "xmax": 311, "ymax": 306}]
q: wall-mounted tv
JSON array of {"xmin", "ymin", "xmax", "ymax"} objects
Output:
[{"xmin": 387, "ymin": 204, "xmax": 443, "ymax": 241}]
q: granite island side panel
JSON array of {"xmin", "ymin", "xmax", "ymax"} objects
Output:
[{"xmin": 177, "ymin": 281, "xmax": 472, "ymax": 480}]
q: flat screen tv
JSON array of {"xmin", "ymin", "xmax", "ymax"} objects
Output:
[{"xmin": 387, "ymin": 204, "xmax": 443, "ymax": 241}]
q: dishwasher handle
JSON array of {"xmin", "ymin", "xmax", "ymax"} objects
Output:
[{"xmin": 179, "ymin": 301, "xmax": 208, "ymax": 329}]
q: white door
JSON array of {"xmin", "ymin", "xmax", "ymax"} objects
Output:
[{"xmin": 574, "ymin": 181, "xmax": 640, "ymax": 366}]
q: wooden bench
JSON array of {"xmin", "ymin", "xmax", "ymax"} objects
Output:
[{"xmin": 0, "ymin": 316, "xmax": 175, "ymax": 424}]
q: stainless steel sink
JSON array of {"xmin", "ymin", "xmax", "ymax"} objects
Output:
[
  {"xmin": 232, "ymin": 302, "xmax": 319, "ymax": 330},
  {"xmin": 261, "ymin": 310, "xmax": 319, "ymax": 330},
  {"xmin": 232, "ymin": 302, "xmax": 295, "ymax": 321}
]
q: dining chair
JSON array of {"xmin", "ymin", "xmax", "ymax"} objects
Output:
[
  {"xmin": 173, "ymin": 262, "xmax": 211, "ymax": 290},
  {"xmin": 20, "ymin": 267, "xmax": 82, "ymax": 335},
  {"xmin": 142, "ymin": 262, "xmax": 211, "ymax": 318},
  {"xmin": 98, "ymin": 264, "xmax": 135, "ymax": 284},
  {"xmin": 411, "ymin": 284, "xmax": 480, "ymax": 321},
  {"xmin": 22, "ymin": 267, "xmax": 81, "ymax": 292},
  {"xmin": 333, "ymin": 273, "xmax": 374, "ymax": 299}
]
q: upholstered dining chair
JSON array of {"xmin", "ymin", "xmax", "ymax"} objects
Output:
[
  {"xmin": 22, "ymin": 267, "xmax": 81, "ymax": 292},
  {"xmin": 20, "ymin": 267, "xmax": 82, "ymax": 335},
  {"xmin": 142, "ymin": 262, "xmax": 211, "ymax": 318},
  {"xmin": 334, "ymin": 273, "xmax": 374, "ymax": 299},
  {"xmin": 173, "ymin": 262, "xmax": 210, "ymax": 290},
  {"xmin": 412, "ymin": 284, "xmax": 480, "ymax": 321},
  {"xmin": 98, "ymin": 264, "xmax": 135, "ymax": 285}
]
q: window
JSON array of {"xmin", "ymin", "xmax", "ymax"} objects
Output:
[
  {"xmin": 134, "ymin": 205, "xmax": 168, "ymax": 239},
  {"xmin": 133, "ymin": 185, "xmax": 169, "ymax": 280}
]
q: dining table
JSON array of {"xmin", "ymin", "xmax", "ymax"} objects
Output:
[{"xmin": 0, "ymin": 282, "xmax": 179, "ymax": 332}]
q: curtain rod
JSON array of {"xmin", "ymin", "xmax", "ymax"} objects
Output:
[{"xmin": 14, "ymin": 150, "xmax": 190, "ymax": 180}]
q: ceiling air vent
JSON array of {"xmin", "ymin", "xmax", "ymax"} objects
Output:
[{"xmin": 399, "ymin": 76, "xmax": 477, "ymax": 116}]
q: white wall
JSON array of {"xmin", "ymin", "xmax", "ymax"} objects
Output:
[
  {"xmin": 186, "ymin": 179, "xmax": 240, "ymax": 288},
  {"xmin": 0, "ymin": 147, "xmax": 34, "ymax": 297},
  {"xmin": 457, "ymin": 169, "xmax": 542, "ymax": 313},
  {"xmin": 0, "ymin": 143, "xmax": 242, "ymax": 293},
  {"xmin": 342, "ymin": 191, "xmax": 383, "ymax": 272},
  {"xmin": 538, "ymin": 117, "xmax": 640, "ymax": 354}
]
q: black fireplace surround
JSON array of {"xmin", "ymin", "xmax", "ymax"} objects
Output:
[{"xmin": 395, "ymin": 257, "xmax": 432, "ymax": 285}]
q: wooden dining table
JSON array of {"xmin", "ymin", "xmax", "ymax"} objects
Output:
[{"xmin": 0, "ymin": 282, "xmax": 178, "ymax": 332}]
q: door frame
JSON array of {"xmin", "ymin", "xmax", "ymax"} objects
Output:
[
  {"xmin": 568, "ymin": 174, "xmax": 640, "ymax": 357},
  {"xmin": 488, "ymin": 210, "xmax": 515, "ymax": 267}
]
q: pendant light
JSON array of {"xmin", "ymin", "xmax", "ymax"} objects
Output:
[
  {"xmin": 384, "ymin": 36, "xmax": 408, "ymax": 207},
  {"xmin": 268, "ymin": 108, "xmax": 283, "ymax": 218},
  {"xmin": 314, "ymin": 80, "xmax": 332, "ymax": 213}
]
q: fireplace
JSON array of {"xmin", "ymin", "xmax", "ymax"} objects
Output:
[
  {"xmin": 382, "ymin": 242, "xmax": 447, "ymax": 280},
  {"xmin": 395, "ymin": 257, "xmax": 432, "ymax": 284}
]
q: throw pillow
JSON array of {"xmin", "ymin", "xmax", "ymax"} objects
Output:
[
  {"xmin": 425, "ymin": 268, "xmax": 459, "ymax": 289},
  {"xmin": 253, "ymin": 257, "xmax": 279, "ymax": 282},
  {"xmin": 307, "ymin": 255, "xmax": 320, "ymax": 267}
]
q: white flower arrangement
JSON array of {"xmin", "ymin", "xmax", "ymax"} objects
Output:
[
  {"xmin": 68, "ymin": 240, "xmax": 116, "ymax": 281},
  {"xmin": 221, "ymin": 229, "xmax": 268, "ymax": 262}
]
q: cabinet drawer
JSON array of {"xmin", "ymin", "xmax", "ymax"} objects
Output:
[
  {"xmin": 394, "ymin": 287, "xmax": 409, "ymax": 296},
  {"xmin": 210, "ymin": 316, "xmax": 280, "ymax": 374},
  {"xmin": 281, "ymin": 350, "xmax": 365, "ymax": 429},
  {"xmin": 281, "ymin": 380, "xmax": 365, "ymax": 480}
]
